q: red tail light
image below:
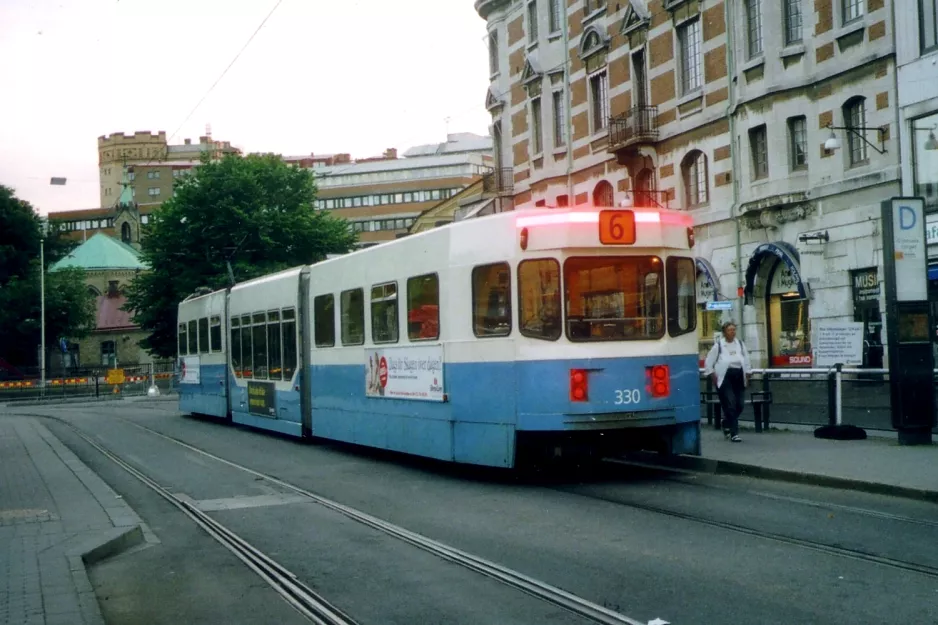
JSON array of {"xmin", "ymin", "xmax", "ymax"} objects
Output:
[
  {"xmin": 570, "ymin": 369, "xmax": 588, "ymax": 402},
  {"xmin": 647, "ymin": 365, "xmax": 670, "ymax": 398}
]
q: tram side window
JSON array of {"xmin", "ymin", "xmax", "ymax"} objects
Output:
[
  {"xmin": 252, "ymin": 313, "xmax": 268, "ymax": 379},
  {"xmin": 210, "ymin": 316, "xmax": 222, "ymax": 352},
  {"xmin": 407, "ymin": 274, "xmax": 439, "ymax": 341},
  {"xmin": 268, "ymin": 310, "xmax": 282, "ymax": 381},
  {"xmin": 230, "ymin": 317, "xmax": 242, "ymax": 377},
  {"xmin": 178, "ymin": 323, "xmax": 187, "ymax": 356},
  {"xmin": 666, "ymin": 257, "xmax": 697, "ymax": 337},
  {"xmin": 518, "ymin": 259, "xmax": 562, "ymax": 341},
  {"xmin": 371, "ymin": 282, "xmax": 399, "ymax": 344},
  {"xmin": 341, "ymin": 289, "xmax": 365, "ymax": 345},
  {"xmin": 314, "ymin": 294, "xmax": 336, "ymax": 347},
  {"xmin": 564, "ymin": 256, "xmax": 664, "ymax": 341},
  {"xmin": 241, "ymin": 314, "xmax": 253, "ymax": 378},
  {"xmin": 187, "ymin": 319, "xmax": 198, "ymax": 355},
  {"xmin": 472, "ymin": 263, "xmax": 511, "ymax": 337},
  {"xmin": 198, "ymin": 317, "xmax": 209, "ymax": 353},
  {"xmin": 282, "ymin": 309, "xmax": 297, "ymax": 380}
]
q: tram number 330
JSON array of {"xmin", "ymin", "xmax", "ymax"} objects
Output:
[{"xmin": 614, "ymin": 389, "xmax": 641, "ymax": 404}]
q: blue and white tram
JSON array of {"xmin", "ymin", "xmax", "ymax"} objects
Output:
[
  {"xmin": 177, "ymin": 288, "xmax": 228, "ymax": 418},
  {"xmin": 178, "ymin": 205, "xmax": 702, "ymax": 468}
]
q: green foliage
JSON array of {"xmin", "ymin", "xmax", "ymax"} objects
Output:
[
  {"xmin": 0, "ymin": 185, "xmax": 93, "ymax": 365},
  {"xmin": 124, "ymin": 153, "xmax": 357, "ymax": 358}
]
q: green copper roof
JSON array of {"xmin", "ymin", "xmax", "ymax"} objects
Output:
[{"xmin": 50, "ymin": 233, "xmax": 148, "ymax": 272}]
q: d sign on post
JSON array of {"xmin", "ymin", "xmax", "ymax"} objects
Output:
[{"xmin": 881, "ymin": 197, "xmax": 935, "ymax": 445}]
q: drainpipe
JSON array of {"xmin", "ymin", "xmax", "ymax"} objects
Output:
[
  {"xmin": 562, "ymin": 4, "xmax": 574, "ymax": 203},
  {"xmin": 725, "ymin": 1, "xmax": 743, "ymax": 326}
]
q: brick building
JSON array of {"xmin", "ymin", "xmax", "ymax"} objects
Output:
[{"xmin": 477, "ymin": 0, "xmax": 900, "ymax": 368}]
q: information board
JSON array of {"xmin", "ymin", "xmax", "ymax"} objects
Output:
[
  {"xmin": 247, "ymin": 381, "xmax": 276, "ymax": 417},
  {"xmin": 813, "ymin": 322, "xmax": 864, "ymax": 367}
]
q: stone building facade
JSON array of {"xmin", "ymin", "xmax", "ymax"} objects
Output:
[{"xmin": 477, "ymin": 0, "xmax": 900, "ymax": 368}]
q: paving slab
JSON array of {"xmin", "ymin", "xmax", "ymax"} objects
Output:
[
  {"xmin": 628, "ymin": 422, "xmax": 938, "ymax": 502},
  {"xmin": 0, "ymin": 417, "xmax": 149, "ymax": 625}
]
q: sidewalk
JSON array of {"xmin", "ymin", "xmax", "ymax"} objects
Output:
[
  {"xmin": 0, "ymin": 416, "xmax": 149, "ymax": 625},
  {"xmin": 629, "ymin": 421, "xmax": 938, "ymax": 503}
]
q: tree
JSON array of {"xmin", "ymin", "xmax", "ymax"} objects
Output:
[
  {"xmin": 0, "ymin": 185, "xmax": 95, "ymax": 366},
  {"xmin": 124, "ymin": 153, "xmax": 357, "ymax": 358}
]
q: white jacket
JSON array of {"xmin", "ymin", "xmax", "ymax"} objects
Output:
[{"xmin": 704, "ymin": 338, "xmax": 753, "ymax": 388}]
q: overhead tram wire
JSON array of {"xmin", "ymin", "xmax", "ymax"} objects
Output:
[{"xmin": 132, "ymin": 0, "xmax": 285, "ymax": 173}]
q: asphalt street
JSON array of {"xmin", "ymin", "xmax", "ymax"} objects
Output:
[{"xmin": 21, "ymin": 401, "xmax": 938, "ymax": 625}]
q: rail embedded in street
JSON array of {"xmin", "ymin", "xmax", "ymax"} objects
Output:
[{"xmin": 49, "ymin": 414, "xmax": 650, "ymax": 625}]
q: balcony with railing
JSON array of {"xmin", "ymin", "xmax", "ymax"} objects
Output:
[
  {"xmin": 608, "ymin": 105, "xmax": 659, "ymax": 153},
  {"xmin": 482, "ymin": 167, "xmax": 513, "ymax": 196}
]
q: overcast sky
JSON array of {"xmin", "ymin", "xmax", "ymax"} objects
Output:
[{"xmin": 0, "ymin": 0, "xmax": 492, "ymax": 214}]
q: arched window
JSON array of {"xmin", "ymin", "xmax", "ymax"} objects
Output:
[
  {"xmin": 843, "ymin": 96, "xmax": 868, "ymax": 166},
  {"xmin": 593, "ymin": 180, "xmax": 614, "ymax": 207},
  {"xmin": 87, "ymin": 285, "xmax": 101, "ymax": 297},
  {"xmin": 633, "ymin": 168, "xmax": 655, "ymax": 207},
  {"xmin": 121, "ymin": 222, "xmax": 131, "ymax": 244},
  {"xmin": 682, "ymin": 150, "xmax": 709, "ymax": 208}
]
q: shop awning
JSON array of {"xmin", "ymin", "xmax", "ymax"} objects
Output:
[
  {"xmin": 695, "ymin": 257, "xmax": 723, "ymax": 300},
  {"xmin": 743, "ymin": 241, "xmax": 809, "ymax": 304}
]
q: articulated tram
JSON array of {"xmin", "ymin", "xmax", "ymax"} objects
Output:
[{"xmin": 177, "ymin": 205, "xmax": 701, "ymax": 468}]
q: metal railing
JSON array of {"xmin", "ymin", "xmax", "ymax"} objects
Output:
[
  {"xmin": 482, "ymin": 167, "xmax": 513, "ymax": 196},
  {"xmin": 608, "ymin": 105, "xmax": 659, "ymax": 151},
  {"xmin": 0, "ymin": 362, "xmax": 177, "ymax": 403},
  {"xmin": 699, "ymin": 367, "xmax": 938, "ymax": 434}
]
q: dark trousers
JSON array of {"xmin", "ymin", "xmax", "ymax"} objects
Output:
[{"xmin": 718, "ymin": 368, "xmax": 745, "ymax": 436}]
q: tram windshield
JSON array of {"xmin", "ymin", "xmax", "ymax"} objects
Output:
[{"xmin": 564, "ymin": 256, "xmax": 664, "ymax": 341}]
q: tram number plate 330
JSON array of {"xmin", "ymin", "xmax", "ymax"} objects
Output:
[{"xmin": 614, "ymin": 389, "xmax": 641, "ymax": 404}]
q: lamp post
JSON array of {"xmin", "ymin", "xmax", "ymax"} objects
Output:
[{"xmin": 40, "ymin": 231, "xmax": 45, "ymax": 391}]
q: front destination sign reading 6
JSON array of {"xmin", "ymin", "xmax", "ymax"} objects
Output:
[{"xmin": 599, "ymin": 210, "xmax": 636, "ymax": 245}]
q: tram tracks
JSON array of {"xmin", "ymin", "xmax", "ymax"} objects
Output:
[
  {"xmin": 560, "ymin": 462, "xmax": 938, "ymax": 582},
  {"xmin": 41, "ymin": 414, "xmax": 647, "ymax": 625}
]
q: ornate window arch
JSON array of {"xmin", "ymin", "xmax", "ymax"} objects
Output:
[
  {"xmin": 593, "ymin": 180, "xmax": 614, "ymax": 207},
  {"xmin": 681, "ymin": 150, "xmax": 709, "ymax": 208},
  {"xmin": 633, "ymin": 168, "xmax": 656, "ymax": 207}
]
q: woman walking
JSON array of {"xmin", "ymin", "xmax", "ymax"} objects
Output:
[{"xmin": 704, "ymin": 321, "xmax": 753, "ymax": 442}]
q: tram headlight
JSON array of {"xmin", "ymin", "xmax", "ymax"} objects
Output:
[
  {"xmin": 569, "ymin": 369, "xmax": 588, "ymax": 402},
  {"xmin": 646, "ymin": 365, "xmax": 670, "ymax": 398}
]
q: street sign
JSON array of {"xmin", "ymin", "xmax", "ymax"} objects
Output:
[
  {"xmin": 106, "ymin": 369, "xmax": 125, "ymax": 385},
  {"xmin": 705, "ymin": 300, "xmax": 733, "ymax": 311}
]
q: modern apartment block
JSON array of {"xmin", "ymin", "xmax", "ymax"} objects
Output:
[
  {"xmin": 477, "ymin": 0, "xmax": 899, "ymax": 368},
  {"xmin": 311, "ymin": 133, "xmax": 493, "ymax": 247}
]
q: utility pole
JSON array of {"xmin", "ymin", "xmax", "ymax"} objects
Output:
[{"xmin": 40, "ymin": 232, "xmax": 45, "ymax": 392}]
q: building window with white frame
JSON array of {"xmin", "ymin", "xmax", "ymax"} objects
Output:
[
  {"xmin": 552, "ymin": 90, "xmax": 566, "ymax": 148},
  {"xmin": 682, "ymin": 150, "xmax": 708, "ymax": 208},
  {"xmin": 784, "ymin": 0, "xmax": 803, "ymax": 45},
  {"xmin": 746, "ymin": 0, "xmax": 763, "ymax": 58},
  {"xmin": 844, "ymin": 97, "xmax": 868, "ymax": 165},
  {"xmin": 842, "ymin": 0, "xmax": 863, "ymax": 24},
  {"xmin": 749, "ymin": 125, "xmax": 769, "ymax": 180},
  {"xmin": 531, "ymin": 96, "xmax": 543, "ymax": 154},
  {"xmin": 148, "ymin": 187, "xmax": 160, "ymax": 197},
  {"xmin": 147, "ymin": 170, "xmax": 160, "ymax": 179},
  {"xmin": 922, "ymin": 0, "xmax": 938, "ymax": 54},
  {"xmin": 678, "ymin": 17, "xmax": 702, "ymax": 95},
  {"xmin": 788, "ymin": 116, "xmax": 808, "ymax": 170},
  {"xmin": 549, "ymin": 0, "xmax": 562, "ymax": 33},
  {"xmin": 488, "ymin": 32, "xmax": 499, "ymax": 75},
  {"xmin": 589, "ymin": 70, "xmax": 608, "ymax": 133},
  {"xmin": 527, "ymin": 1, "xmax": 538, "ymax": 44}
]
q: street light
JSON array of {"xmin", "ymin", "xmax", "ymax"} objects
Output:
[{"xmin": 39, "ymin": 217, "xmax": 48, "ymax": 392}]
